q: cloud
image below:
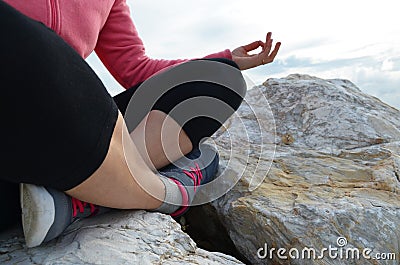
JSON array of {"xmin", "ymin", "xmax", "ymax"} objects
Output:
[
  {"xmin": 244, "ymin": 54, "xmax": 400, "ymax": 110},
  {"xmin": 86, "ymin": 0, "xmax": 400, "ymax": 111},
  {"xmin": 381, "ymin": 57, "xmax": 400, "ymax": 72}
]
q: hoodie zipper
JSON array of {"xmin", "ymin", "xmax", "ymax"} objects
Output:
[{"xmin": 49, "ymin": 0, "xmax": 61, "ymax": 34}]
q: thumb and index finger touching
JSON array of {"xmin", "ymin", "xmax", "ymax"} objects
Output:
[{"xmin": 241, "ymin": 32, "xmax": 281, "ymax": 56}]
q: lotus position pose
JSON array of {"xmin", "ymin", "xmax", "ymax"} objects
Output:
[{"xmin": 0, "ymin": 1, "xmax": 280, "ymax": 247}]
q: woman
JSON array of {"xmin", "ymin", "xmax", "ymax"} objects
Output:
[{"xmin": 0, "ymin": 0, "xmax": 281, "ymax": 247}]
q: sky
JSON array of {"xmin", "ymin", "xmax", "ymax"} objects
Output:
[{"xmin": 87, "ymin": 0, "xmax": 400, "ymax": 110}]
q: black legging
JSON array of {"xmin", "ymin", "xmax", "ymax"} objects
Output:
[
  {"xmin": 114, "ymin": 57, "xmax": 245, "ymax": 147},
  {"xmin": 0, "ymin": 2, "xmax": 245, "ymax": 230}
]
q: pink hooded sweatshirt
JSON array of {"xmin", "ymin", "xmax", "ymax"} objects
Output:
[{"xmin": 5, "ymin": 0, "xmax": 232, "ymax": 88}]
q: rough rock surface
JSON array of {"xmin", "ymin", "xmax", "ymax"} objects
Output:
[
  {"xmin": 207, "ymin": 74, "xmax": 400, "ymax": 264},
  {"xmin": 0, "ymin": 210, "xmax": 243, "ymax": 264},
  {"xmin": 2, "ymin": 73, "xmax": 399, "ymax": 265}
]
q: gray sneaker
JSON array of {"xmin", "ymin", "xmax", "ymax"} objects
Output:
[
  {"xmin": 20, "ymin": 183, "xmax": 109, "ymax": 248},
  {"xmin": 159, "ymin": 144, "xmax": 220, "ymax": 218}
]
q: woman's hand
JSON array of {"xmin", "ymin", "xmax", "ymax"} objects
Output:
[{"xmin": 232, "ymin": 32, "xmax": 281, "ymax": 70}]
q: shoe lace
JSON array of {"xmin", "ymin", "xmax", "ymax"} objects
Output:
[
  {"xmin": 182, "ymin": 163, "xmax": 203, "ymax": 191},
  {"xmin": 170, "ymin": 163, "xmax": 203, "ymax": 218},
  {"xmin": 71, "ymin": 197, "xmax": 97, "ymax": 218}
]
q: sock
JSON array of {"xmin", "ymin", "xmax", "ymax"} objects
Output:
[{"xmin": 153, "ymin": 175, "xmax": 185, "ymax": 214}]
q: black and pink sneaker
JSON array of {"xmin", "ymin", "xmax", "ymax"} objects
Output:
[
  {"xmin": 20, "ymin": 184, "xmax": 109, "ymax": 248},
  {"xmin": 159, "ymin": 144, "xmax": 219, "ymax": 217}
]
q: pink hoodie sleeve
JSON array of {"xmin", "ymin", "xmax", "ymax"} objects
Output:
[{"xmin": 95, "ymin": 0, "xmax": 232, "ymax": 89}]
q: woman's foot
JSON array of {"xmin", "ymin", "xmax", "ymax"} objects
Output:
[
  {"xmin": 158, "ymin": 144, "xmax": 219, "ymax": 217},
  {"xmin": 20, "ymin": 183, "xmax": 109, "ymax": 248}
]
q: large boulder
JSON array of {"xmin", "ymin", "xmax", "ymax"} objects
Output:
[
  {"xmin": 2, "ymin": 73, "xmax": 399, "ymax": 265},
  {"xmin": 206, "ymin": 74, "xmax": 400, "ymax": 264}
]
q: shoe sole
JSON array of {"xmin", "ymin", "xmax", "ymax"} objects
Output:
[{"xmin": 20, "ymin": 183, "xmax": 55, "ymax": 248}]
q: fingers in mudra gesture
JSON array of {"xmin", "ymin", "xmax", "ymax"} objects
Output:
[{"xmin": 232, "ymin": 32, "xmax": 281, "ymax": 70}]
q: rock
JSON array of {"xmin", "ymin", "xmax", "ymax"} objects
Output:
[
  {"xmin": 0, "ymin": 210, "xmax": 244, "ymax": 264},
  {"xmin": 2, "ymin": 73, "xmax": 399, "ymax": 265},
  {"xmin": 205, "ymin": 74, "xmax": 400, "ymax": 264}
]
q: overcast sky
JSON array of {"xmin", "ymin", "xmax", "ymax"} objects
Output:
[{"xmin": 87, "ymin": 0, "xmax": 399, "ymax": 110}]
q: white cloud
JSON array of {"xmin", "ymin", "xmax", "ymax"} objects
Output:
[
  {"xmin": 382, "ymin": 59, "xmax": 394, "ymax": 71},
  {"xmin": 87, "ymin": 0, "xmax": 400, "ymax": 110}
]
